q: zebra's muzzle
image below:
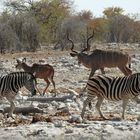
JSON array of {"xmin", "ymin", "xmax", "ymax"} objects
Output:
[{"xmin": 31, "ymin": 89, "xmax": 36, "ymax": 96}]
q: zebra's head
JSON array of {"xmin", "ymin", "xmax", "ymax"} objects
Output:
[
  {"xmin": 24, "ymin": 74, "xmax": 37, "ymax": 96},
  {"xmin": 15, "ymin": 58, "xmax": 26, "ymax": 70}
]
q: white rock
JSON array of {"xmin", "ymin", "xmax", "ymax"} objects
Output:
[
  {"xmin": 69, "ymin": 115, "xmax": 82, "ymax": 123},
  {"xmin": 58, "ymin": 102, "xmax": 66, "ymax": 109},
  {"xmin": 65, "ymin": 127, "xmax": 73, "ymax": 134},
  {"xmin": 51, "ymin": 101, "xmax": 59, "ymax": 107},
  {"xmin": 53, "ymin": 120, "xmax": 63, "ymax": 127}
]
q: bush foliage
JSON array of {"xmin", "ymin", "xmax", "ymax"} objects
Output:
[{"xmin": 0, "ymin": 0, "xmax": 140, "ymax": 53}]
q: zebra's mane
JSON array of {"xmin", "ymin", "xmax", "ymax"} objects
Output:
[{"xmin": 0, "ymin": 71, "xmax": 32, "ymax": 78}]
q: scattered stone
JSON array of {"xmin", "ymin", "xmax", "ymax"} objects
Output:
[
  {"xmin": 57, "ymin": 102, "xmax": 66, "ymax": 109},
  {"xmin": 53, "ymin": 120, "xmax": 63, "ymax": 127},
  {"xmin": 51, "ymin": 101, "xmax": 59, "ymax": 107},
  {"xmin": 69, "ymin": 115, "xmax": 83, "ymax": 123},
  {"xmin": 37, "ymin": 103, "xmax": 49, "ymax": 108},
  {"xmin": 65, "ymin": 126, "xmax": 73, "ymax": 134},
  {"xmin": 137, "ymin": 115, "xmax": 140, "ymax": 121},
  {"xmin": 0, "ymin": 48, "xmax": 140, "ymax": 139}
]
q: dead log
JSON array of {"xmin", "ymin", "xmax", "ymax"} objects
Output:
[
  {"xmin": 27, "ymin": 93, "xmax": 76, "ymax": 102},
  {"xmin": 1, "ymin": 106, "xmax": 43, "ymax": 115}
]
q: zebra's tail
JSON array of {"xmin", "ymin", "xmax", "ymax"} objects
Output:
[
  {"xmin": 128, "ymin": 63, "xmax": 131, "ymax": 68},
  {"xmin": 32, "ymin": 72, "xmax": 42, "ymax": 96}
]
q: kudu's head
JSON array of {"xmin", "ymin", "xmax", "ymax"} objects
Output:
[
  {"xmin": 15, "ymin": 57, "xmax": 26, "ymax": 69},
  {"xmin": 68, "ymin": 31, "xmax": 94, "ymax": 65}
]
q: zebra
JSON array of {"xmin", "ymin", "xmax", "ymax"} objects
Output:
[
  {"xmin": 81, "ymin": 73, "xmax": 140, "ymax": 120},
  {"xmin": 0, "ymin": 71, "xmax": 37, "ymax": 118}
]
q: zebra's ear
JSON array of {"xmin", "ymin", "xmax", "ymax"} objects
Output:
[
  {"xmin": 16, "ymin": 59, "xmax": 21, "ymax": 64},
  {"xmin": 33, "ymin": 72, "xmax": 36, "ymax": 77},
  {"xmin": 22, "ymin": 57, "xmax": 26, "ymax": 62}
]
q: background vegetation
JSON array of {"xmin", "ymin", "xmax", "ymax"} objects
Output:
[{"xmin": 0, "ymin": 0, "xmax": 140, "ymax": 53}]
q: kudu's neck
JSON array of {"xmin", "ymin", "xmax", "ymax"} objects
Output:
[
  {"xmin": 22, "ymin": 63, "xmax": 34, "ymax": 73},
  {"xmin": 79, "ymin": 53, "xmax": 91, "ymax": 68}
]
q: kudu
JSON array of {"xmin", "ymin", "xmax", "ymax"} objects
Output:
[
  {"xmin": 15, "ymin": 58, "xmax": 56, "ymax": 96},
  {"xmin": 68, "ymin": 31, "xmax": 132, "ymax": 79}
]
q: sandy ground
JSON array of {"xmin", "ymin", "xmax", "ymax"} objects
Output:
[{"xmin": 0, "ymin": 43, "xmax": 140, "ymax": 140}]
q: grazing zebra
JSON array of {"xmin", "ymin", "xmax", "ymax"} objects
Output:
[
  {"xmin": 0, "ymin": 72, "xmax": 37, "ymax": 118},
  {"xmin": 81, "ymin": 73, "xmax": 140, "ymax": 119}
]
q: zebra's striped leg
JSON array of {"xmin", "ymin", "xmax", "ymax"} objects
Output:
[
  {"xmin": 88, "ymin": 102, "xmax": 92, "ymax": 110},
  {"xmin": 6, "ymin": 98, "xmax": 15, "ymax": 119},
  {"xmin": 122, "ymin": 99, "xmax": 129, "ymax": 119},
  {"xmin": 96, "ymin": 96, "xmax": 106, "ymax": 119},
  {"xmin": 81, "ymin": 97, "xmax": 92, "ymax": 119}
]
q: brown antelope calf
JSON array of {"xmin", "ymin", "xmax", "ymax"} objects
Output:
[
  {"xmin": 15, "ymin": 58, "xmax": 56, "ymax": 96},
  {"xmin": 67, "ymin": 31, "xmax": 132, "ymax": 79}
]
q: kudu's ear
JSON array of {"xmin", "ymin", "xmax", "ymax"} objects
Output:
[{"xmin": 70, "ymin": 52, "xmax": 78, "ymax": 57}]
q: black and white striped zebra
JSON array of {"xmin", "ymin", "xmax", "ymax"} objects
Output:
[
  {"xmin": 81, "ymin": 73, "xmax": 140, "ymax": 119},
  {"xmin": 0, "ymin": 72, "xmax": 37, "ymax": 118}
]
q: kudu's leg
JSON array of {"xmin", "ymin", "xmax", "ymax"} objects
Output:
[
  {"xmin": 43, "ymin": 78, "xmax": 50, "ymax": 96},
  {"xmin": 118, "ymin": 66, "xmax": 129, "ymax": 76},
  {"xmin": 82, "ymin": 68, "xmax": 97, "ymax": 92},
  {"xmin": 124, "ymin": 66, "xmax": 132, "ymax": 75},
  {"xmin": 49, "ymin": 76, "xmax": 56, "ymax": 97},
  {"xmin": 100, "ymin": 68, "xmax": 105, "ymax": 74},
  {"xmin": 89, "ymin": 68, "xmax": 97, "ymax": 79}
]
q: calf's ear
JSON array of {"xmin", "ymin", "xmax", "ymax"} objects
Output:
[{"xmin": 22, "ymin": 57, "xmax": 26, "ymax": 62}]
